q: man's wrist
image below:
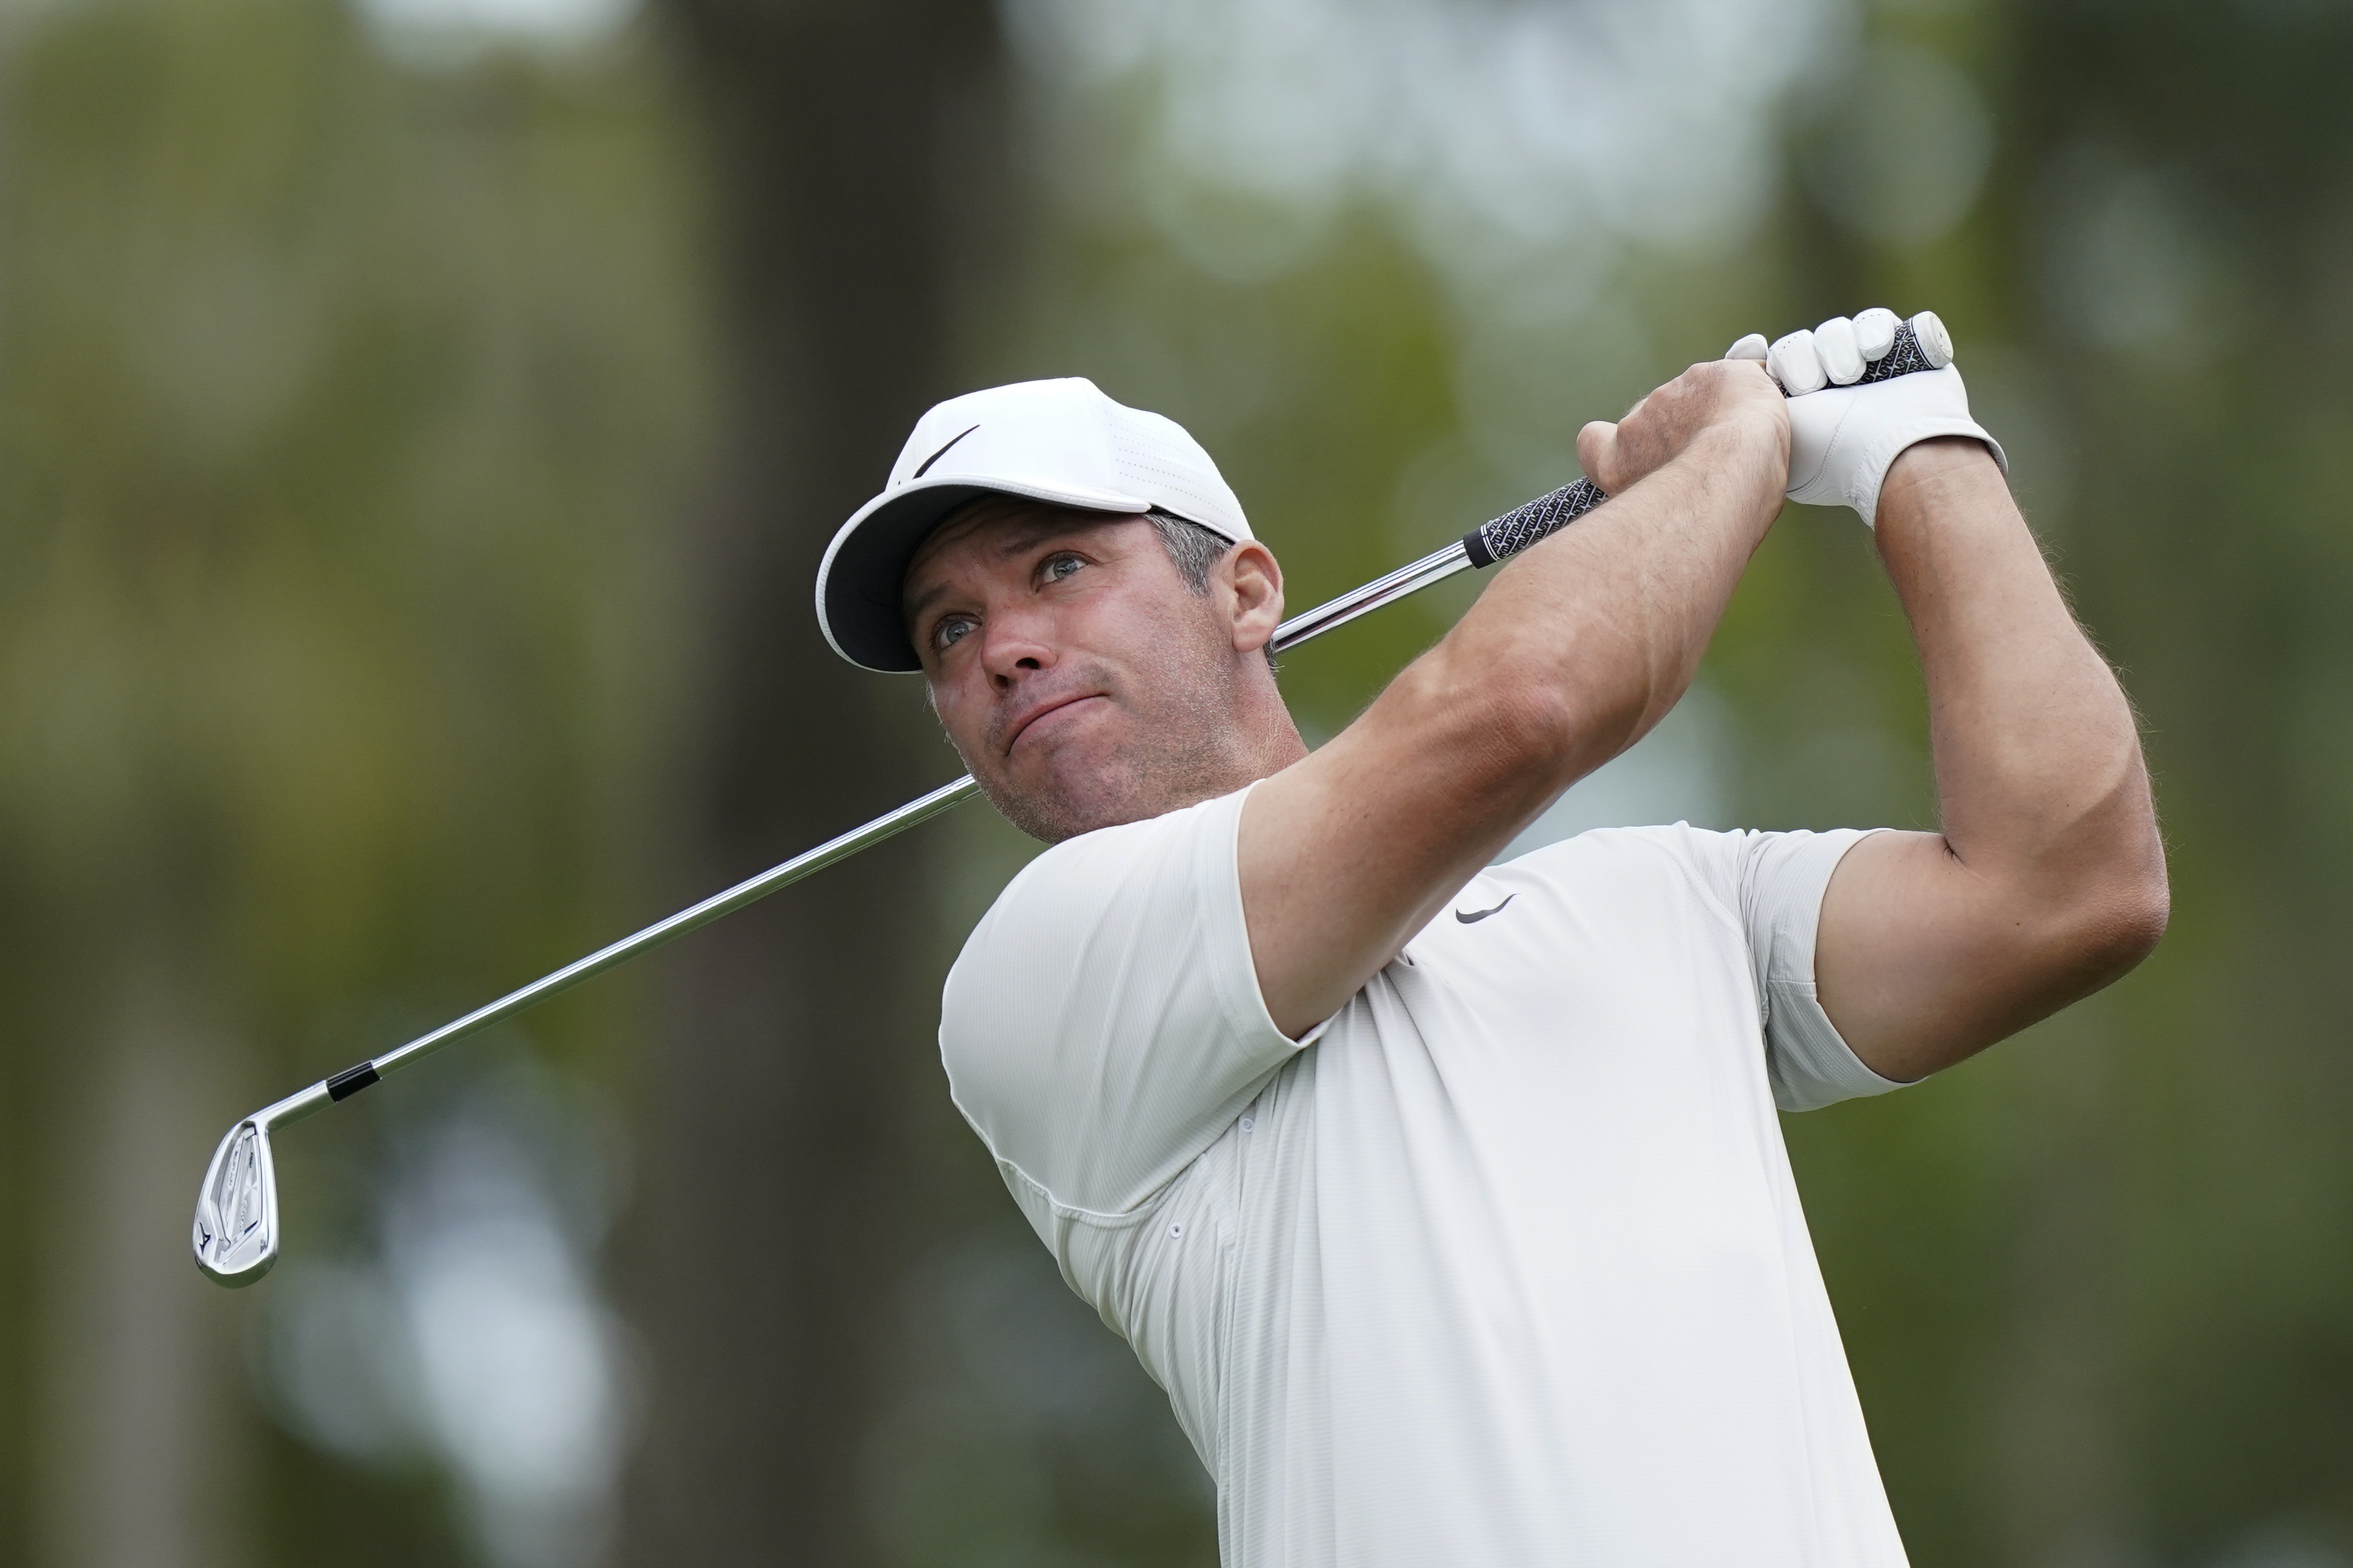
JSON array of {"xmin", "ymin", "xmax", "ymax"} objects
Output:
[
  {"xmin": 1684, "ymin": 408, "xmax": 1792, "ymax": 510},
  {"xmin": 1876, "ymin": 436, "xmax": 2002, "ymax": 528}
]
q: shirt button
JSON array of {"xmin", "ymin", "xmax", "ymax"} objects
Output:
[
  {"xmin": 1240, "ymin": 1116, "xmax": 1255, "ymax": 1132},
  {"xmin": 1168, "ymin": 1222, "xmax": 1184, "ymax": 1240}
]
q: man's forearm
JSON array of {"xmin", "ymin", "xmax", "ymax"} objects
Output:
[
  {"xmin": 1435, "ymin": 419, "xmax": 1785, "ymax": 794},
  {"xmin": 1816, "ymin": 439, "xmax": 2167, "ymax": 1075},
  {"xmin": 1878, "ymin": 441, "xmax": 2158, "ymax": 890},
  {"xmin": 1241, "ymin": 363, "xmax": 1789, "ymax": 1036}
]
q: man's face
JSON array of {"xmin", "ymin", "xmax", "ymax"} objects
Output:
[{"xmin": 905, "ymin": 502, "xmax": 1258, "ymax": 842}]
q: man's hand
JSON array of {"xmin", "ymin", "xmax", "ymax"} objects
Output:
[
  {"xmin": 1755, "ymin": 308, "xmax": 2007, "ymax": 527},
  {"xmin": 1574, "ymin": 358, "xmax": 1789, "ymax": 498}
]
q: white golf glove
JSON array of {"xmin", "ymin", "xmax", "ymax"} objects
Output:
[{"xmin": 1726, "ymin": 308, "xmax": 2006, "ymax": 528}]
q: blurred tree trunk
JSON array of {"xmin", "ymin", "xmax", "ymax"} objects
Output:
[{"xmin": 625, "ymin": 1, "xmax": 1004, "ymax": 1563}]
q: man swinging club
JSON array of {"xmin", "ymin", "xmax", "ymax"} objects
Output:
[{"xmin": 813, "ymin": 310, "xmax": 2168, "ymax": 1567}]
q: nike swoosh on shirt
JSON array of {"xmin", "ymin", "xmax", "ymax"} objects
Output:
[
  {"xmin": 911, "ymin": 424, "xmax": 981, "ymax": 478},
  {"xmin": 1454, "ymin": 895, "xmax": 1515, "ymax": 924}
]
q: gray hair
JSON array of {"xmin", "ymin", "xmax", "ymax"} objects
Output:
[
  {"xmin": 1148, "ymin": 510, "xmax": 1278, "ymax": 671},
  {"xmin": 1146, "ymin": 510, "xmax": 1231, "ymax": 592}
]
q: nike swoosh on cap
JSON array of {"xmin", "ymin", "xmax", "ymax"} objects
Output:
[
  {"xmin": 1455, "ymin": 895, "xmax": 1515, "ymax": 925},
  {"xmin": 911, "ymin": 424, "xmax": 980, "ymax": 478}
]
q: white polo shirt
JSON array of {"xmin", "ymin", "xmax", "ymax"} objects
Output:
[{"xmin": 940, "ymin": 783, "xmax": 1911, "ymax": 1567}]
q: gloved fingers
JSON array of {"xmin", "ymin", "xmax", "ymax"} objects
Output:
[
  {"xmin": 1767, "ymin": 328, "xmax": 1828, "ymax": 394},
  {"xmin": 1768, "ymin": 306, "xmax": 1956, "ymax": 394},
  {"xmin": 1814, "ymin": 316, "xmax": 1865, "ymax": 385},
  {"xmin": 1852, "ymin": 307, "xmax": 1899, "ymax": 361},
  {"xmin": 1910, "ymin": 309, "xmax": 1954, "ymax": 367},
  {"xmin": 1725, "ymin": 332, "xmax": 1769, "ymax": 361}
]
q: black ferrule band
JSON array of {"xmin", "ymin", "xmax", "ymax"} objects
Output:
[{"xmin": 327, "ymin": 1062, "xmax": 382, "ymax": 1102}]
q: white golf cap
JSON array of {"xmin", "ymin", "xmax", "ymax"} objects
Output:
[{"xmin": 815, "ymin": 377, "xmax": 1253, "ymax": 672}]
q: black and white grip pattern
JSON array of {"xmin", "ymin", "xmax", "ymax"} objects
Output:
[
  {"xmin": 1461, "ymin": 318, "xmax": 1938, "ymax": 570},
  {"xmin": 1461, "ymin": 478, "xmax": 1609, "ymax": 568},
  {"xmin": 1850, "ymin": 319, "xmax": 1939, "ymax": 384}
]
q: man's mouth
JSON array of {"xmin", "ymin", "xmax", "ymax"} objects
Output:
[{"xmin": 1003, "ymin": 691, "xmax": 1104, "ymax": 757}]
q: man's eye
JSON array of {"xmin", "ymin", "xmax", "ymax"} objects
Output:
[
  {"xmin": 1041, "ymin": 553, "xmax": 1085, "ymax": 584},
  {"xmin": 933, "ymin": 616, "xmax": 976, "ymax": 652}
]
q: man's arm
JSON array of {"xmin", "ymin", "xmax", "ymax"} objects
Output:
[
  {"xmin": 1814, "ymin": 439, "xmax": 2169, "ymax": 1081},
  {"xmin": 1240, "ymin": 361, "xmax": 1789, "ymax": 1037}
]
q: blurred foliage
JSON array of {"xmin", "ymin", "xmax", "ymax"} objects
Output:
[
  {"xmin": 0, "ymin": 0, "xmax": 707, "ymax": 1560},
  {"xmin": 0, "ymin": 0, "xmax": 706, "ymax": 1049}
]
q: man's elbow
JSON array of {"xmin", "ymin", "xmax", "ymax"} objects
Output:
[
  {"xmin": 2089, "ymin": 872, "xmax": 2169, "ymax": 975},
  {"xmin": 1414, "ymin": 639, "xmax": 1643, "ymax": 797},
  {"xmin": 2044, "ymin": 854, "xmax": 2170, "ymax": 991},
  {"xmin": 2013, "ymin": 760, "xmax": 2170, "ymax": 989}
]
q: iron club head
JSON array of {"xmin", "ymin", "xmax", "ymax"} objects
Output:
[
  {"xmin": 193, "ymin": 1080, "xmax": 329, "ymax": 1287},
  {"xmin": 193, "ymin": 1117, "xmax": 281, "ymax": 1285}
]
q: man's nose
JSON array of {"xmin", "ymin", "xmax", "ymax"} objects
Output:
[{"xmin": 979, "ymin": 605, "xmax": 1057, "ymax": 685}]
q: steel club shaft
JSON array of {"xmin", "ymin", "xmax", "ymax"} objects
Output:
[{"xmin": 191, "ymin": 310, "xmax": 1958, "ymax": 1285}]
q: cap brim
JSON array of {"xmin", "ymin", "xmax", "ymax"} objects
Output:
[{"xmin": 815, "ymin": 475, "xmax": 1155, "ymax": 672}]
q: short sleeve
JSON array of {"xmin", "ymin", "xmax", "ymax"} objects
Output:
[
  {"xmin": 1736, "ymin": 828, "xmax": 1913, "ymax": 1113},
  {"xmin": 940, "ymin": 783, "xmax": 1314, "ymax": 1219}
]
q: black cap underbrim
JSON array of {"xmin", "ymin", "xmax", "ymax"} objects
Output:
[{"xmin": 816, "ymin": 479, "xmax": 1155, "ymax": 673}]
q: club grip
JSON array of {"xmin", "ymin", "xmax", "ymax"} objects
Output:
[
  {"xmin": 1460, "ymin": 316, "xmax": 1945, "ymax": 569},
  {"xmin": 1850, "ymin": 316, "xmax": 1944, "ymax": 385},
  {"xmin": 1460, "ymin": 478, "xmax": 1608, "ymax": 569}
]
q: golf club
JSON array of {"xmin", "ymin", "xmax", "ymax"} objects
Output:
[{"xmin": 193, "ymin": 314, "xmax": 1953, "ymax": 1286}]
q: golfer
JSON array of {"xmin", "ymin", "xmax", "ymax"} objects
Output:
[{"xmin": 814, "ymin": 312, "xmax": 2166, "ymax": 1567}]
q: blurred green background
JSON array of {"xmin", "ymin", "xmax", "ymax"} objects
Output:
[{"xmin": 0, "ymin": 0, "xmax": 2345, "ymax": 1563}]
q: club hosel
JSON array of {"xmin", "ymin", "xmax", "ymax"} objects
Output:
[{"xmin": 262, "ymin": 1079, "xmax": 335, "ymax": 1131}]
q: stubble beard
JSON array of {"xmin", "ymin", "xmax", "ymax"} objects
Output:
[{"xmin": 967, "ymin": 638, "xmax": 1252, "ymax": 844}]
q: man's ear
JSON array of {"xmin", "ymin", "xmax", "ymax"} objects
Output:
[{"xmin": 1221, "ymin": 541, "xmax": 1285, "ymax": 655}]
